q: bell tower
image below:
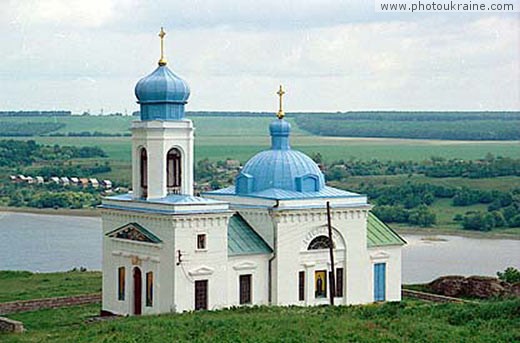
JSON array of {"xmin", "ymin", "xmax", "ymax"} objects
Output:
[{"xmin": 131, "ymin": 28, "xmax": 194, "ymax": 199}]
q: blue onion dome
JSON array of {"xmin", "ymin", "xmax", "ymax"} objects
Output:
[
  {"xmin": 135, "ymin": 66, "xmax": 190, "ymax": 104},
  {"xmin": 235, "ymin": 117, "xmax": 325, "ymax": 195},
  {"xmin": 134, "ymin": 65, "xmax": 190, "ymax": 121}
]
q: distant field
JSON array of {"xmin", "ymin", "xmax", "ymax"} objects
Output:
[
  {"xmin": 19, "ymin": 135, "xmax": 520, "ymax": 164},
  {"xmin": 1, "ymin": 114, "xmax": 519, "ymax": 163},
  {"xmin": 0, "ymin": 115, "xmax": 304, "ymax": 137},
  {"xmin": 341, "ymin": 175, "xmax": 520, "ymax": 192}
]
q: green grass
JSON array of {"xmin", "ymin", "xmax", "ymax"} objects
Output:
[
  {"xmin": 0, "ymin": 271, "xmax": 101, "ymax": 303},
  {"xmin": 430, "ymin": 198, "xmax": 488, "ymax": 228},
  {"xmin": 4, "ymin": 115, "xmax": 520, "ymax": 163},
  {"xmin": 2, "ymin": 300, "xmax": 519, "ymax": 342},
  {"xmin": 338, "ymin": 175, "xmax": 520, "ymax": 192}
]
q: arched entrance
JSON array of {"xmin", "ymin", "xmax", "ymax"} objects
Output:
[{"xmin": 133, "ymin": 267, "xmax": 142, "ymax": 315}]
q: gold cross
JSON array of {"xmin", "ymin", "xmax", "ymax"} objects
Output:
[
  {"xmin": 276, "ymin": 85, "xmax": 285, "ymax": 119},
  {"xmin": 158, "ymin": 27, "xmax": 168, "ymax": 66}
]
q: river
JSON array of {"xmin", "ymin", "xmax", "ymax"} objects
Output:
[{"xmin": 0, "ymin": 212, "xmax": 518, "ymax": 284}]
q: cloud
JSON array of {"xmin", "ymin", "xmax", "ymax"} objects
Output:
[{"xmin": 0, "ymin": 1, "xmax": 518, "ymax": 112}]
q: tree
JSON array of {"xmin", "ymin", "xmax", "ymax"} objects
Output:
[
  {"xmin": 462, "ymin": 211, "xmax": 495, "ymax": 231},
  {"xmin": 497, "ymin": 267, "xmax": 520, "ymax": 283},
  {"xmin": 508, "ymin": 214, "xmax": 520, "ymax": 228},
  {"xmin": 408, "ymin": 205, "xmax": 436, "ymax": 227}
]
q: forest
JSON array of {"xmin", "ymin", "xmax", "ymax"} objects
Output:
[{"xmin": 296, "ymin": 112, "xmax": 520, "ymax": 140}]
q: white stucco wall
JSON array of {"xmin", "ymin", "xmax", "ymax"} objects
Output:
[
  {"xmin": 101, "ymin": 210, "xmax": 176, "ymax": 315},
  {"xmin": 102, "ymin": 204, "xmax": 403, "ymax": 315},
  {"xmin": 131, "ymin": 120, "xmax": 194, "ymax": 199},
  {"xmin": 172, "ymin": 212, "xmax": 231, "ymax": 312},
  {"xmin": 368, "ymin": 245, "xmax": 402, "ymax": 302},
  {"xmin": 271, "ymin": 207, "xmax": 373, "ymax": 306},
  {"xmin": 227, "ymin": 255, "xmax": 270, "ymax": 307}
]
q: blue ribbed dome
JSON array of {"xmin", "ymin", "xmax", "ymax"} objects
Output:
[
  {"xmin": 134, "ymin": 65, "xmax": 190, "ymax": 121},
  {"xmin": 235, "ymin": 118, "xmax": 325, "ymax": 194}
]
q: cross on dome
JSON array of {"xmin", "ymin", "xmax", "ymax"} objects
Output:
[
  {"xmin": 158, "ymin": 27, "xmax": 168, "ymax": 66},
  {"xmin": 276, "ymin": 85, "xmax": 285, "ymax": 119}
]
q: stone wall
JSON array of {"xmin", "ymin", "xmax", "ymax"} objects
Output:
[
  {"xmin": 0, "ymin": 293, "xmax": 101, "ymax": 315},
  {"xmin": 402, "ymin": 289, "xmax": 467, "ymax": 303},
  {"xmin": 0, "ymin": 317, "xmax": 24, "ymax": 333}
]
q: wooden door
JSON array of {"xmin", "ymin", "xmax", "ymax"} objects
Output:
[
  {"xmin": 239, "ymin": 274, "xmax": 252, "ymax": 304},
  {"xmin": 133, "ymin": 267, "xmax": 142, "ymax": 315},
  {"xmin": 195, "ymin": 280, "xmax": 208, "ymax": 310},
  {"xmin": 374, "ymin": 263, "xmax": 386, "ymax": 302}
]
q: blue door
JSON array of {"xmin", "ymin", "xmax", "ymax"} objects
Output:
[{"xmin": 374, "ymin": 263, "xmax": 386, "ymax": 301}]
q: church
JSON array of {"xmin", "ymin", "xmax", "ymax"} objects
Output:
[{"xmin": 100, "ymin": 29, "xmax": 405, "ymax": 315}]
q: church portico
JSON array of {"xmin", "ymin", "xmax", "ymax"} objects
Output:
[{"xmin": 101, "ymin": 28, "xmax": 405, "ymax": 316}]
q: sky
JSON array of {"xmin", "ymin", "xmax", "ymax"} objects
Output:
[{"xmin": 0, "ymin": 0, "xmax": 519, "ymax": 114}]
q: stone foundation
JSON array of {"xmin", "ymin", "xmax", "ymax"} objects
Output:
[
  {"xmin": 0, "ymin": 317, "xmax": 24, "ymax": 333},
  {"xmin": 0, "ymin": 293, "xmax": 101, "ymax": 315}
]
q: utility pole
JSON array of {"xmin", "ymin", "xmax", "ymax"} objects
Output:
[{"xmin": 327, "ymin": 201, "xmax": 336, "ymax": 305}]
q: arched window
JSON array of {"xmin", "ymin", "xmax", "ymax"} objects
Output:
[
  {"xmin": 167, "ymin": 148, "xmax": 182, "ymax": 194},
  {"xmin": 140, "ymin": 148, "xmax": 148, "ymax": 197},
  {"xmin": 307, "ymin": 235, "xmax": 333, "ymax": 250}
]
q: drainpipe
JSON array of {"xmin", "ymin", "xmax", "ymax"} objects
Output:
[{"xmin": 268, "ymin": 200, "xmax": 279, "ymax": 304}]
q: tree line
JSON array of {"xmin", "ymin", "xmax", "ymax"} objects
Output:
[
  {"xmin": 297, "ymin": 115, "xmax": 520, "ymax": 140},
  {"xmin": 315, "ymin": 154, "xmax": 520, "ymax": 179},
  {"xmin": 0, "ymin": 140, "xmax": 107, "ymax": 168}
]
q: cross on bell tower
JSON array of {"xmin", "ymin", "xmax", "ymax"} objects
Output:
[
  {"xmin": 158, "ymin": 27, "xmax": 168, "ymax": 66},
  {"xmin": 132, "ymin": 28, "xmax": 194, "ymax": 199}
]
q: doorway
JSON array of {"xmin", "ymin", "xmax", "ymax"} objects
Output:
[{"xmin": 194, "ymin": 280, "xmax": 208, "ymax": 310}]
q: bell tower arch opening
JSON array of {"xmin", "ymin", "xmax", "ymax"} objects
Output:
[
  {"xmin": 167, "ymin": 148, "xmax": 182, "ymax": 194},
  {"xmin": 139, "ymin": 147, "xmax": 148, "ymax": 198}
]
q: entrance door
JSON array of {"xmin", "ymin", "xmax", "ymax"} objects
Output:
[
  {"xmin": 195, "ymin": 280, "xmax": 208, "ymax": 310},
  {"xmin": 239, "ymin": 274, "xmax": 252, "ymax": 305},
  {"xmin": 133, "ymin": 267, "xmax": 142, "ymax": 315},
  {"xmin": 374, "ymin": 263, "xmax": 386, "ymax": 302}
]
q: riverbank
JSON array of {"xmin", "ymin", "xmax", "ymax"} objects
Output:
[
  {"xmin": 0, "ymin": 206, "xmax": 100, "ymax": 218},
  {"xmin": 394, "ymin": 225, "xmax": 520, "ymax": 240}
]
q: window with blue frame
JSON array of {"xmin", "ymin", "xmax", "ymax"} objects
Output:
[{"xmin": 374, "ymin": 263, "xmax": 386, "ymax": 301}]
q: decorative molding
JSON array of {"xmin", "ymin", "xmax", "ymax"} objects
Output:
[
  {"xmin": 232, "ymin": 261, "xmax": 258, "ymax": 271},
  {"xmin": 188, "ymin": 265, "xmax": 215, "ymax": 276},
  {"xmin": 301, "ymin": 225, "xmax": 346, "ymax": 251},
  {"xmin": 370, "ymin": 251, "xmax": 390, "ymax": 261},
  {"xmin": 111, "ymin": 251, "xmax": 160, "ymax": 263}
]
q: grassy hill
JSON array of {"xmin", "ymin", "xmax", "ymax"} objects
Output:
[
  {"xmin": 1, "ymin": 299, "xmax": 518, "ymax": 342},
  {"xmin": 1, "ymin": 271, "xmax": 519, "ymax": 342}
]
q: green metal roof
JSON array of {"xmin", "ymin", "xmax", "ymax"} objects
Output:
[
  {"xmin": 367, "ymin": 213, "xmax": 406, "ymax": 247},
  {"xmin": 228, "ymin": 214, "xmax": 273, "ymax": 256}
]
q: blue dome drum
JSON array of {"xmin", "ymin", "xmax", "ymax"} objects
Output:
[
  {"xmin": 236, "ymin": 85, "xmax": 325, "ymax": 195},
  {"xmin": 134, "ymin": 28, "xmax": 190, "ymax": 121}
]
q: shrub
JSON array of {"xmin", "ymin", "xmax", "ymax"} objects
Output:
[{"xmin": 497, "ymin": 267, "xmax": 520, "ymax": 283}]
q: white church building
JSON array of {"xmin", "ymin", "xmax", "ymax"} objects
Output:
[{"xmin": 100, "ymin": 29, "xmax": 405, "ymax": 316}]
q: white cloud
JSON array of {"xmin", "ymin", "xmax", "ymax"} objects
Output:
[{"xmin": 0, "ymin": 1, "xmax": 518, "ymax": 112}]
